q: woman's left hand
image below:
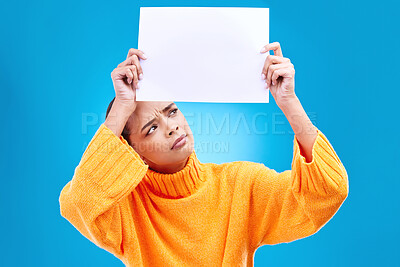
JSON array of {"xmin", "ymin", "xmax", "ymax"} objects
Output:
[{"xmin": 260, "ymin": 42, "xmax": 297, "ymax": 107}]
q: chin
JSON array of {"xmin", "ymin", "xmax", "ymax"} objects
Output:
[
  {"xmin": 174, "ymin": 145, "xmax": 193, "ymax": 157},
  {"xmin": 170, "ymin": 141, "xmax": 194, "ymax": 159}
]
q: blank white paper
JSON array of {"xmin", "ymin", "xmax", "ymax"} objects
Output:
[{"xmin": 136, "ymin": 7, "xmax": 269, "ymax": 103}]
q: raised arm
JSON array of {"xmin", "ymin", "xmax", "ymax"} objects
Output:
[
  {"xmin": 59, "ymin": 48, "xmax": 148, "ymax": 257},
  {"xmin": 59, "ymin": 123, "xmax": 148, "ymax": 255},
  {"xmin": 248, "ymin": 42, "xmax": 349, "ymax": 247},
  {"xmin": 260, "ymin": 42, "xmax": 318, "ymax": 162}
]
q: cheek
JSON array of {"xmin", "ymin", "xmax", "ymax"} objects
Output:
[
  {"xmin": 136, "ymin": 136, "xmax": 172, "ymax": 154},
  {"xmin": 130, "ymin": 136, "xmax": 151, "ymax": 154},
  {"xmin": 181, "ymin": 119, "xmax": 193, "ymax": 135}
]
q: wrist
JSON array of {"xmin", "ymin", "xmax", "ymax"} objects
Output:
[
  {"xmin": 104, "ymin": 99, "xmax": 135, "ymax": 137},
  {"xmin": 277, "ymin": 95, "xmax": 300, "ymax": 112},
  {"xmin": 278, "ymin": 96, "xmax": 317, "ymax": 142},
  {"xmin": 114, "ymin": 98, "xmax": 137, "ymax": 114}
]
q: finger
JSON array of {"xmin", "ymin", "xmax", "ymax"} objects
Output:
[
  {"xmin": 128, "ymin": 55, "xmax": 143, "ymax": 80},
  {"xmin": 262, "ymin": 55, "xmax": 290, "ymax": 84},
  {"xmin": 267, "ymin": 63, "xmax": 293, "ymax": 88},
  {"xmin": 262, "ymin": 55, "xmax": 289, "ymax": 80},
  {"xmin": 118, "ymin": 55, "xmax": 143, "ymax": 77},
  {"xmin": 111, "ymin": 67, "xmax": 132, "ymax": 82},
  {"xmin": 260, "ymin": 42, "xmax": 283, "ymax": 57},
  {"xmin": 127, "ymin": 48, "xmax": 147, "ymax": 61},
  {"xmin": 118, "ymin": 54, "xmax": 144, "ymax": 80},
  {"xmin": 126, "ymin": 65, "xmax": 139, "ymax": 89},
  {"xmin": 271, "ymin": 65, "xmax": 295, "ymax": 86},
  {"xmin": 118, "ymin": 54, "xmax": 138, "ymax": 67},
  {"xmin": 125, "ymin": 67, "xmax": 134, "ymax": 84}
]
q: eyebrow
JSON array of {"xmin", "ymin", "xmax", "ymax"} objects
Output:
[{"xmin": 140, "ymin": 103, "xmax": 175, "ymax": 133}]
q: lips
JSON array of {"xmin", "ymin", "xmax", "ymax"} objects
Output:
[{"xmin": 171, "ymin": 134, "xmax": 187, "ymax": 149}]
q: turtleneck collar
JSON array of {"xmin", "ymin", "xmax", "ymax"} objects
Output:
[{"xmin": 142, "ymin": 150, "xmax": 206, "ymax": 199}]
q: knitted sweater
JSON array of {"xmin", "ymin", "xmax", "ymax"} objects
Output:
[{"xmin": 59, "ymin": 123, "xmax": 349, "ymax": 266}]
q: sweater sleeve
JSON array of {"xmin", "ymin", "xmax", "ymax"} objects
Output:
[
  {"xmin": 59, "ymin": 123, "xmax": 148, "ymax": 257},
  {"xmin": 248, "ymin": 128, "xmax": 349, "ymax": 248}
]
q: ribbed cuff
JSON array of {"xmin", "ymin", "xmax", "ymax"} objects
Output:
[
  {"xmin": 291, "ymin": 128, "xmax": 349, "ymax": 195},
  {"xmin": 74, "ymin": 123, "xmax": 148, "ymax": 200}
]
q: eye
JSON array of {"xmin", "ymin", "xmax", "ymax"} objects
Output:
[
  {"xmin": 169, "ymin": 108, "xmax": 178, "ymax": 116},
  {"xmin": 146, "ymin": 125, "xmax": 157, "ymax": 136}
]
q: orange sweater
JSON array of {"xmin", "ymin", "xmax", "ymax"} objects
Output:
[{"xmin": 59, "ymin": 123, "xmax": 349, "ymax": 266}]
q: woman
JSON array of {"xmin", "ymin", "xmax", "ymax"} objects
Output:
[{"xmin": 59, "ymin": 43, "xmax": 349, "ymax": 266}]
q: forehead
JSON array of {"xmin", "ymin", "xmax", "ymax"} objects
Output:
[
  {"xmin": 135, "ymin": 101, "xmax": 174, "ymax": 117},
  {"xmin": 129, "ymin": 101, "xmax": 174, "ymax": 130}
]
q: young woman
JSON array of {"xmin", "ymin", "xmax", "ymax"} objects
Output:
[{"xmin": 59, "ymin": 43, "xmax": 349, "ymax": 266}]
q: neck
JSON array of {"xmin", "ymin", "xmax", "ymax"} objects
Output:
[
  {"xmin": 146, "ymin": 156, "xmax": 190, "ymax": 174},
  {"xmin": 143, "ymin": 150, "xmax": 206, "ymax": 199}
]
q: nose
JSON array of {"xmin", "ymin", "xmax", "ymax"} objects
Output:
[{"xmin": 168, "ymin": 125, "xmax": 179, "ymax": 136}]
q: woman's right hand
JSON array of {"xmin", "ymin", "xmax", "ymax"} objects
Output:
[{"xmin": 110, "ymin": 48, "xmax": 147, "ymax": 108}]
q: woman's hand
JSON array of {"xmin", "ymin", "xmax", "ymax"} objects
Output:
[
  {"xmin": 260, "ymin": 42, "xmax": 296, "ymax": 108},
  {"xmin": 260, "ymin": 42, "xmax": 317, "ymax": 162},
  {"xmin": 110, "ymin": 48, "xmax": 147, "ymax": 109}
]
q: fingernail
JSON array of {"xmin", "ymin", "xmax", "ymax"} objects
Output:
[
  {"xmin": 261, "ymin": 73, "xmax": 266, "ymax": 80},
  {"xmin": 139, "ymin": 73, "xmax": 143, "ymax": 80},
  {"xmin": 264, "ymin": 83, "xmax": 268, "ymax": 89},
  {"xmin": 142, "ymin": 53, "xmax": 147, "ymax": 59},
  {"xmin": 260, "ymin": 47, "xmax": 266, "ymax": 53},
  {"xmin": 137, "ymin": 83, "xmax": 140, "ymax": 89}
]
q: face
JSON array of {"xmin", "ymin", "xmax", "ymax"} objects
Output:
[{"xmin": 125, "ymin": 101, "xmax": 194, "ymax": 172}]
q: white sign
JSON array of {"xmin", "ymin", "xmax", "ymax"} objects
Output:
[{"xmin": 137, "ymin": 7, "xmax": 269, "ymax": 103}]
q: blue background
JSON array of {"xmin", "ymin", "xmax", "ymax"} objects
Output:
[{"xmin": 1, "ymin": 0, "xmax": 399, "ymax": 266}]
